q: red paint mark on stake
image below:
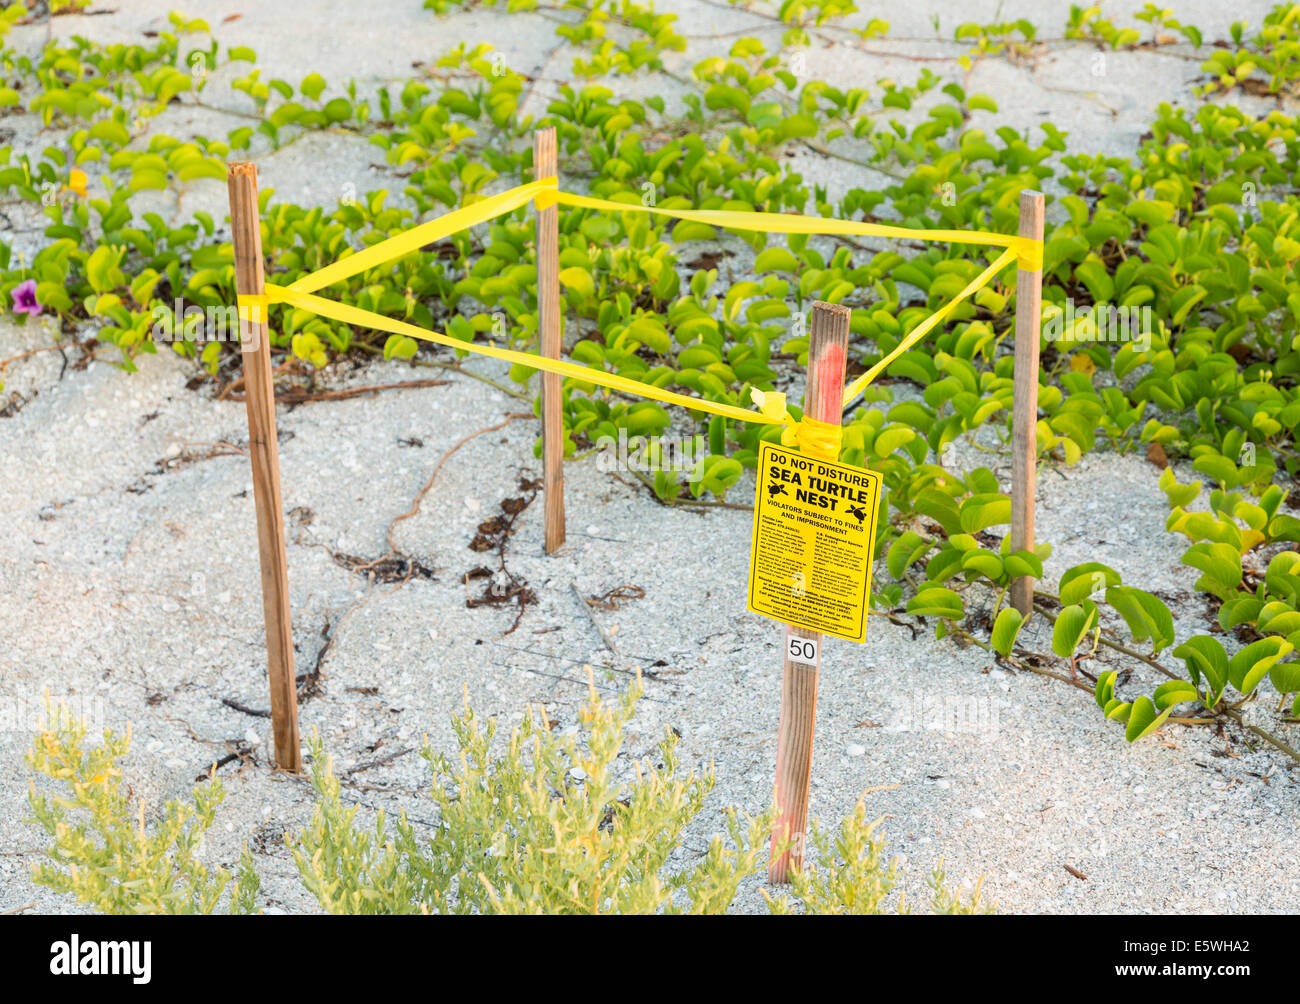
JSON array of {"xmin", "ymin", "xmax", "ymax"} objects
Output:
[{"xmin": 811, "ymin": 342, "xmax": 845, "ymax": 424}]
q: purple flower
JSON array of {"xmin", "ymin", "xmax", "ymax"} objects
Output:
[{"xmin": 11, "ymin": 279, "xmax": 41, "ymax": 317}]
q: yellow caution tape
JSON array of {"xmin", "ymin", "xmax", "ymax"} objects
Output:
[
  {"xmin": 750, "ymin": 388, "xmax": 841, "ymax": 459},
  {"xmin": 243, "ymin": 283, "xmax": 836, "ymax": 445},
  {"xmin": 237, "ymin": 293, "xmax": 268, "ymax": 325},
  {"xmin": 288, "ymin": 179, "xmax": 555, "ymax": 295},
  {"xmin": 550, "ymin": 187, "xmax": 1042, "ymax": 269},
  {"xmin": 235, "ymin": 176, "xmax": 1043, "ymax": 452},
  {"xmin": 274, "ymin": 177, "xmax": 1040, "ymax": 294},
  {"xmin": 839, "ymin": 246, "xmax": 1018, "ymax": 406},
  {"xmin": 1016, "ymin": 236, "xmax": 1043, "ymax": 272}
]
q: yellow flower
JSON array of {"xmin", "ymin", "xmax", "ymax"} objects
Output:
[{"xmin": 67, "ymin": 169, "xmax": 88, "ymax": 198}]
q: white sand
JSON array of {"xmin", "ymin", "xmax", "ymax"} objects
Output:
[{"xmin": 0, "ymin": 0, "xmax": 1295, "ymax": 914}]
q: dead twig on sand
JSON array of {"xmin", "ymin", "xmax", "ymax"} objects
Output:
[
  {"xmin": 587, "ymin": 584, "xmax": 645, "ymax": 610},
  {"xmin": 341, "ymin": 746, "xmax": 415, "ymax": 778},
  {"xmin": 387, "ymin": 412, "xmax": 532, "ymax": 555},
  {"xmin": 221, "ymin": 697, "xmax": 269, "ymax": 718},
  {"xmin": 0, "ymin": 343, "xmax": 63, "ymax": 378},
  {"xmin": 572, "ymin": 582, "xmax": 619, "ymax": 656},
  {"xmin": 223, "ymin": 377, "xmax": 451, "ymax": 404}
]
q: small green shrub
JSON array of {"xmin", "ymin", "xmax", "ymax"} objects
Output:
[
  {"xmin": 26, "ymin": 706, "xmax": 259, "ymax": 915},
  {"xmin": 28, "ymin": 689, "xmax": 989, "ymax": 915},
  {"xmin": 766, "ymin": 799, "xmax": 990, "ymax": 915},
  {"xmin": 293, "ymin": 677, "xmax": 991, "ymax": 914},
  {"xmin": 291, "ymin": 679, "xmax": 769, "ymax": 914}
]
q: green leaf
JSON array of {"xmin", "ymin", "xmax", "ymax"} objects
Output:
[
  {"xmin": 780, "ymin": 114, "xmax": 819, "ymax": 139},
  {"xmin": 1075, "ymin": 259, "xmax": 1114, "ymax": 304},
  {"xmin": 85, "ymin": 245, "xmax": 122, "ymax": 294},
  {"xmin": 1192, "ymin": 453, "xmax": 1238, "ymax": 489},
  {"xmin": 906, "ymin": 586, "xmax": 964, "ymax": 620},
  {"xmin": 383, "ymin": 334, "xmax": 418, "ymax": 360},
  {"xmin": 1058, "ymin": 563, "xmax": 1121, "ymax": 605},
  {"xmin": 1104, "ymin": 586, "xmax": 1174, "ymax": 653},
  {"xmin": 652, "ymin": 470, "xmax": 682, "ymax": 503},
  {"xmin": 1172, "ymin": 636, "xmax": 1229, "ymax": 704},
  {"xmin": 1051, "ymin": 603, "xmax": 1097, "ymax": 660},
  {"xmin": 1002, "ymin": 550, "xmax": 1042, "ymax": 579},
  {"xmin": 300, "ymin": 73, "xmax": 327, "ymax": 103},
  {"xmin": 913, "ymin": 489, "xmax": 962, "ymax": 536},
  {"xmin": 1095, "ymin": 670, "xmax": 1117, "ymax": 710},
  {"xmin": 1181, "ymin": 542, "xmax": 1242, "ymax": 601},
  {"xmin": 1125, "ymin": 199, "xmax": 1177, "ymax": 227},
  {"xmin": 990, "ymin": 608, "xmax": 1024, "ymax": 656},
  {"xmin": 324, "ymin": 97, "xmax": 353, "ymax": 123},
  {"xmin": 1228, "ymin": 637, "xmax": 1294, "ymax": 696},
  {"xmin": 1153, "ymin": 680, "xmax": 1198, "ymax": 710},
  {"xmin": 960, "ymin": 550, "xmax": 1002, "ymax": 580},
  {"xmin": 872, "ymin": 425, "xmax": 915, "ymax": 459},
  {"xmin": 1124, "ymin": 695, "xmax": 1174, "ymax": 742},
  {"xmin": 1257, "ymin": 602, "xmax": 1300, "ymax": 636},
  {"xmin": 558, "ymin": 266, "xmax": 595, "ymax": 300},
  {"xmin": 672, "ymin": 220, "xmax": 717, "ymax": 243},
  {"xmin": 753, "ymin": 248, "xmax": 800, "ymax": 273},
  {"xmin": 1270, "ymin": 659, "xmax": 1300, "ymax": 697},
  {"xmin": 627, "ymin": 316, "xmax": 670, "ymax": 355},
  {"xmin": 886, "ymin": 530, "xmax": 929, "ymax": 579},
  {"xmin": 129, "ymin": 168, "xmax": 168, "ymax": 192},
  {"xmin": 696, "ymin": 457, "xmax": 743, "ymax": 498},
  {"xmin": 957, "ymin": 493, "xmax": 1010, "ymax": 533},
  {"xmin": 35, "ymin": 281, "xmax": 73, "ymax": 313},
  {"xmin": 1158, "ymin": 467, "xmax": 1201, "ymax": 508},
  {"xmin": 88, "ymin": 120, "xmax": 131, "ymax": 146}
]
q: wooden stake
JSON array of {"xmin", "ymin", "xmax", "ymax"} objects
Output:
[
  {"xmin": 535, "ymin": 127, "xmax": 565, "ymax": 554},
  {"xmin": 1010, "ymin": 190, "xmax": 1045, "ymax": 617},
  {"xmin": 227, "ymin": 162, "xmax": 301, "ymax": 773},
  {"xmin": 769, "ymin": 300, "xmax": 850, "ymax": 884}
]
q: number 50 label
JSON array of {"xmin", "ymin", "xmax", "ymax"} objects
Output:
[{"xmin": 787, "ymin": 634, "xmax": 819, "ymax": 666}]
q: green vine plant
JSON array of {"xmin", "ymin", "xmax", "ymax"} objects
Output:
[
  {"xmin": 28, "ymin": 692, "xmax": 988, "ymax": 915},
  {"xmin": 1, "ymin": 4, "xmax": 1299, "ymax": 760}
]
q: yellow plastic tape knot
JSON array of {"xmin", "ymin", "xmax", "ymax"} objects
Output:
[
  {"xmin": 749, "ymin": 388, "xmax": 842, "ymax": 459},
  {"xmin": 534, "ymin": 175, "xmax": 559, "ymax": 210},
  {"xmin": 1015, "ymin": 237, "xmax": 1043, "ymax": 272},
  {"xmin": 749, "ymin": 387, "xmax": 788, "ymax": 424},
  {"xmin": 792, "ymin": 416, "xmax": 842, "ymax": 460},
  {"xmin": 236, "ymin": 293, "xmax": 270, "ymax": 325}
]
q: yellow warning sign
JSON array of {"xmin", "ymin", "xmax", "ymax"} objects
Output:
[{"xmin": 747, "ymin": 441, "xmax": 882, "ymax": 643}]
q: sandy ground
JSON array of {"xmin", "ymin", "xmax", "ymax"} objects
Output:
[{"xmin": 1, "ymin": 0, "xmax": 1297, "ymax": 914}]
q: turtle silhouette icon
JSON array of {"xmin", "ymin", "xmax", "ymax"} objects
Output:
[
  {"xmin": 768, "ymin": 482, "xmax": 788, "ymax": 498},
  {"xmin": 845, "ymin": 503, "xmax": 867, "ymax": 524}
]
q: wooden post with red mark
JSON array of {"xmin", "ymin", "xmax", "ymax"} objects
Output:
[
  {"xmin": 535, "ymin": 128, "xmax": 565, "ymax": 554},
  {"xmin": 227, "ymin": 161, "xmax": 302, "ymax": 773},
  {"xmin": 1010, "ymin": 190, "xmax": 1045, "ymax": 616},
  {"xmin": 769, "ymin": 300, "xmax": 850, "ymax": 884}
]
